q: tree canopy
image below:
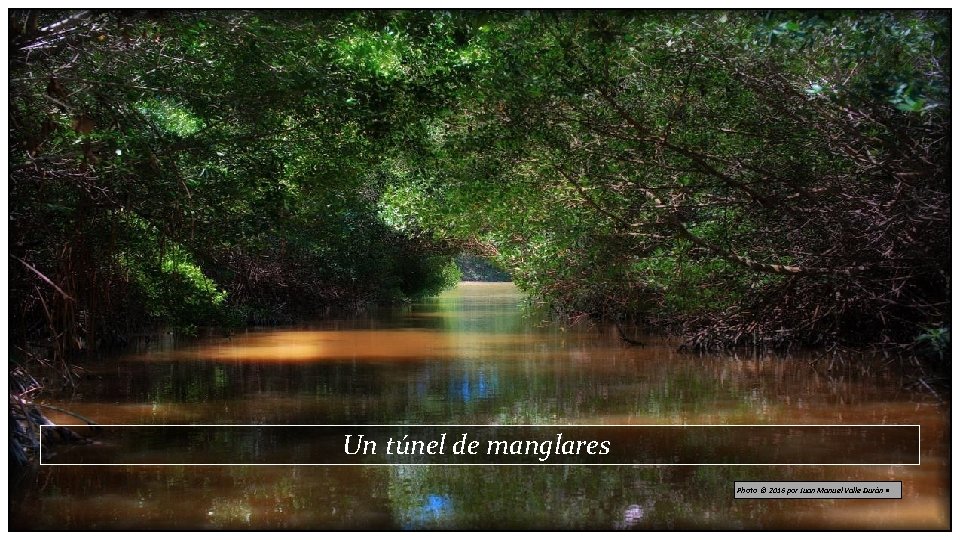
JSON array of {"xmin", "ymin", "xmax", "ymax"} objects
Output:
[{"xmin": 8, "ymin": 9, "xmax": 950, "ymax": 359}]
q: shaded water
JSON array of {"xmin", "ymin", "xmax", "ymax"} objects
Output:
[{"xmin": 11, "ymin": 283, "xmax": 949, "ymax": 530}]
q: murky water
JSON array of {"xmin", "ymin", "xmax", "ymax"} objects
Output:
[{"xmin": 10, "ymin": 283, "xmax": 949, "ymax": 530}]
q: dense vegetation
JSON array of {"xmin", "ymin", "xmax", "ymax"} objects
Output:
[
  {"xmin": 378, "ymin": 10, "xmax": 950, "ymax": 352},
  {"xmin": 9, "ymin": 10, "xmax": 950, "ymax": 366},
  {"xmin": 455, "ymin": 253, "xmax": 512, "ymax": 282}
]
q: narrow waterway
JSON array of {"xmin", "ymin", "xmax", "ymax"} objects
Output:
[{"xmin": 11, "ymin": 282, "xmax": 949, "ymax": 530}]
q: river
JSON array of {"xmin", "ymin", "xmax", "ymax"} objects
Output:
[{"xmin": 10, "ymin": 282, "xmax": 949, "ymax": 530}]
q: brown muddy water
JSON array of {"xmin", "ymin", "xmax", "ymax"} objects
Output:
[{"xmin": 10, "ymin": 282, "xmax": 950, "ymax": 530}]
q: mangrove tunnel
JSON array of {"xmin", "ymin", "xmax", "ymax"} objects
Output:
[{"xmin": 7, "ymin": 9, "xmax": 951, "ymax": 532}]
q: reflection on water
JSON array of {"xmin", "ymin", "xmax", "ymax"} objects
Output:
[{"xmin": 11, "ymin": 283, "xmax": 950, "ymax": 530}]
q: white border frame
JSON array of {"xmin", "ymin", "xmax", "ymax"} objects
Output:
[{"xmin": 40, "ymin": 423, "xmax": 922, "ymax": 466}]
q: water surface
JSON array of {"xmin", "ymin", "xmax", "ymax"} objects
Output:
[{"xmin": 11, "ymin": 282, "xmax": 949, "ymax": 530}]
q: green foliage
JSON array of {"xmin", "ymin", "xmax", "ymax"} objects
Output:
[
  {"xmin": 9, "ymin": 9, "xmax": 465, "ymax": 352},
  {"xmin": 455, "ymin": 253, "xmax": 510, "ymax": 282},
  {"xmin": 375, "ymin": 10, "xmax": 948, "ymax": 346},
  {"xmin": 335, "ymin": 28, "xmax": 411, "ymax": 80},
  {"xmin": 8, "ymin": 9, "xmax": 949, "ymax": 354},
  {"xmin": 916, "ymin": 327, "xmax": 950, "ymax": 362},
  {"xmin": 108, "ymin": 212, "xmax": 227, "ymax": 328},
  {"xmin": 120, "ymin": 246, "xmax": 227, "ymax": 328},
  {"xmin": 135, "ymin": 98, "xmax": 204, "ymax": 136}
]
